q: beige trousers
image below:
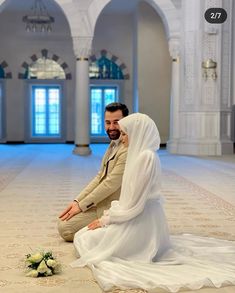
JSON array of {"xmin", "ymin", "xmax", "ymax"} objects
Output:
[{"xmin": 57, "ymin": 208, "xmax": 97, "ymax": 242}]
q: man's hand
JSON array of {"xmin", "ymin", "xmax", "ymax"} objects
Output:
[
  {"xmin": 59, "ymin": 201, "xmax": 81, "ymax": 221},
  {"xmin": 88, "ymin": 219, "xmax": 102, "ymax": 230}
]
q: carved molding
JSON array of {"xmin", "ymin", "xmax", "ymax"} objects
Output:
[
  {"xmin": 183, "ymin": 32, "xmax": 195, "ymax": 106},
  {"xmin": 201, "ymin": 0, "xmax": 232, "ymax": 110},
  {"xmin": 220, "ymin": 0, "xmax": 232, "ymax": 109},
  {"xmin": 201, "ymin": 0, "xmax": 221, "ymax": 108},
  {"xmin": 180, "ymin": 112, "xmax": 219, "ymax": 140},
  {"xmin": 204, "ymin": 0, "xmax": 222, "ymax": 34},
  {"xmin": 201, "ymin": 32, "xmax": 218, "ymax": 107},
  {"xmin": 220, "ymin": 111, "xmax": 231, "ymax": 140},
  {"xmin": 54, "ymin": 1, "xmax": 93, "ymax": 36},
  {"xmin": 72, "ymin": 36, "xmax": 93, "ymax": 58},
  {"xmin": 73, "ymin": 10, "xmax": 93, "ymax": 36},
  {"xmin": 168, "ymin": 38, "xmax": 180, "ymax": 59}
]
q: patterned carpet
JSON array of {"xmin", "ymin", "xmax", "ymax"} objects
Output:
[{"xmin": 0, "ymin": 144, "xmax": 234, "ymax": 293}]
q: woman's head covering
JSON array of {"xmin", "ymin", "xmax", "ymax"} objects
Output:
[
  {"xmin": 118, "ymin": 113, "xmax": 160, "ymax": 179},
  {"xmin": 107, "ymin": 113, "xmax": 162, "ymax": 212},
  {"xmin": 119, "ymin": 113, "xmax": 160, "ymax": 152}
]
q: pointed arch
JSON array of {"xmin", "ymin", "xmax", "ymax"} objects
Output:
[
  {"xmin": 18, "ymin": 49, "xmax": 72, "ymax": 80},
  {"xmin": 89, "ymin": 0, "xmax": 180, "ymax": 39},
  {"xmin": 0, "ymin": 60, "xmax": 13, "ymax": 79},
  {"xmin": 90, "ymin": 49, "xmax": 130, "ymax": 80}
]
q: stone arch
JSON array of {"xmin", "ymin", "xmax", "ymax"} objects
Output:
[
  {"xmin": 18, "ymin": 49, "xmax": 72, "ymax": 80},
  {"xmin": 0, "ymin": 60, "xmax": 12, "ymax": 79},
  {"xmin": 0, "ymin": 0, "xmax": 7, "ymax": 13},
  {"xmin": 52, "ymin": 0, "xmax": 180, "ymax": 40},
  {"xmin": 90, "ymin": 0, "xmax": 180, "ymax": 39},
  {"xmin": 90, "ymin": 49, "xmax": 130, "ymax": 80},
  {"xmin": 144, "ymin": 0, "xmax": 180, "ymax": 39}
]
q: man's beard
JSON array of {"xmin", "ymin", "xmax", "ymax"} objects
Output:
[{"xmin": 107, "ymin": 129, "xmax": 121, "ymax": 140}]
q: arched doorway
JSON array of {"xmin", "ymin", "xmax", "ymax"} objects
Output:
[{"xmin": 91, "ymin": 0, "xmax": 179, "ymax": 143}]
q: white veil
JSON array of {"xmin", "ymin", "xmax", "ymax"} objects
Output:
[{"xmin": 107, "ymin": 113, "xmax": 162, "ymax": 223}]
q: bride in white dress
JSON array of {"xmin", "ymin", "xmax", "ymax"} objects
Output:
[{"xmin": 71, "ymin": 113, "xmax": 235, "ymax": 292}]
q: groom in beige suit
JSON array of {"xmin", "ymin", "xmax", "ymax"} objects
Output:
[{"xmin": 57, "ymin": 103, "xmax": 129, "ymax": 241}]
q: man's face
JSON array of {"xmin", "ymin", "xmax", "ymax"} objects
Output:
[{"xmin": 105, "ymin": 110, "xmax": 123, "ymax": 140}]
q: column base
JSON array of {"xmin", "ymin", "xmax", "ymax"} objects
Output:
[
  {"xmin": 73, "ymin": 144, "xmax": 92, "ymax": 156},
  {"xmin": 167, "ymin": 139, "xmax": 179, "ymax": 154},
  {"xmin": 167, "ymin": 139, "xmax": 234, "ymax": 156}
]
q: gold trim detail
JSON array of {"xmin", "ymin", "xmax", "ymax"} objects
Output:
[
  {"xmin": 76, "ymin": 144, "xmax": 89, "ymax": 147},
  {"xmin": 76, "ymin": 58, "xmax": 89, "ymax": 61}
]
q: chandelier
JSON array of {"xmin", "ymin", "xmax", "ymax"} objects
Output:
[{"xmin": 23, "ymin": 0, "xmax": 54, "ymax": 33}]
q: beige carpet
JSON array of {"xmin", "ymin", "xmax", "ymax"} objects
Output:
[{"xmin": 0, "ymin": 144, "xmax": 234, "ymax": 293}]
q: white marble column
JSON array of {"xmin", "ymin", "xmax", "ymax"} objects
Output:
[
  {"xmin": 167, "ymin": 38, "xmax": 181, "ymax": 153},
  {"xmin": 72, "ymin": 36, "xmax": 92, "ymax": 156},
  {"xmin": 167, "ymin": 0, "xmax": 234, "ymax": 156}
]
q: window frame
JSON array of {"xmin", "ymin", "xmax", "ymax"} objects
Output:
[
  {"xmin": 25, "ymin": 80, "xmax": 66, "ymax": 143},
  {"xmin": 89, "ymin": 80, "xmax": 124, "ymax": 143},
  {"xmin": 0, "ymin": 80, "xmax": 6, "ymax": 142}
]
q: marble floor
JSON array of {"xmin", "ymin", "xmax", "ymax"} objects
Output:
[{"xmin": 0, "ymin": 144, "xmax": 234, "ymax": 293}]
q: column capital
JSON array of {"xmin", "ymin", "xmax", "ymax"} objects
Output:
[
  {"xmin": 72, "ymin": 36, "xmax": 93, "ymax": 59},
  {"xmin": 168, "ymin": 38, "xmax": 181, "ymax": 59}
]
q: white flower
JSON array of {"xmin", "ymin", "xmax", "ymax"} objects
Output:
[
  {"xmin": 44, "ymin": 267, "xmax": 53, "ymax": 276},
  {"xmin": 46, "ymin": 259, "xmax": 57, "ymax": 268},
  {"xmin": 25, "ymin": 250, "xmax": 61, "ymax": 277},
  {"xmin": 37, "ymin": 260, "xmax": 48, "ymax": 274},
  {"xmin": 27, "ymin": 253, "xmax": 43, "ymax": 263},
  {"xmin": 26, "ymin": 269, "xmax": 38, "ymax": 278}
]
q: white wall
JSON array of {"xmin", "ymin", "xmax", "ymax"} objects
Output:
[
  {"xmin": 233, "ymin": 1, "xmax": 235, "ymax": 106},
  {"xmin": 92, "ymin": 12, "xmax": 133, "ymax": 112},
  {"xmin": 0, "ymin": 5, "xmax": 75, "ymax": 141},
  {"xmin": 232, "ymin": 2, "xmax": 235, "ymax": 142},
  {"xmin": 137, "ymin": 2, "xmax": 171, "ymax": 143},
  {"xmin": 95, "ymin": 3, "xmax": 171, "ymax": 143}
]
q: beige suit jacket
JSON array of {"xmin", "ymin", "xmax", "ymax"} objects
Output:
[{"xmin": 75, "ymin": 142, "xmax": 127, "ymax": 218}]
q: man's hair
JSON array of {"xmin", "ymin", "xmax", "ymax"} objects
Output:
[{"xmin": 105, "ymin": 102, "xmax": 129, "ymax": 117}]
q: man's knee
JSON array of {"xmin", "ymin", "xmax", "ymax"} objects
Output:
[
  {"xmin": 57, "ymin": 211, "xmax": 97, "ymax": 241},
  {"xmin": 57, "ymin": 219, "xmax": 75, "ymax": 242}
]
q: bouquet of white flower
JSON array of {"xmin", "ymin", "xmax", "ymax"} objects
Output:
[{"xmin": 25, "ymin": 251, "xmax": 61, "ymax": 277}]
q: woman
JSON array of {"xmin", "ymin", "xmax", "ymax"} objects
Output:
[{"xmin": 71, "ymin": 113, "xmax": 235, "ymax": 292}]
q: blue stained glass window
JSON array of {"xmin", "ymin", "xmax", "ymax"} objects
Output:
[
  {"xmin": 91, "ymin": 89, "xmax": 102, "ymax": 135},
  {"xmin": 89, "ymin": 56, "xmax": 124, "ymax": 80},
  {"xmin": 0, "ymin": 66, "xmax": 5, "ymax": 79},
  {"xmin": 48, "ymin": 89, "xmax": 60, "ymax": 135},
  {"xmin": 32, "ymin": 85, "xmax": 61, "ymax": 137},
  {"xmin": 34, "ymin": 89, "xmax": 46, "ymax": 134},
  {"xmin": 90, "ymin": 86, "xmax": 117, "ymax": 136},
  {"xmin": 0, "ymin": 83, "xmax": 2, "ymax": 139}
]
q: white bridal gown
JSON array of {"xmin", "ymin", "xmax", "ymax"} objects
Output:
[
  {"xmin": 72, "ymin": 203, "xmax": 235, "ymax": 292},
  {"xmin": 71, "ymin": 113, "xmax": 235, "ymax": 292}
]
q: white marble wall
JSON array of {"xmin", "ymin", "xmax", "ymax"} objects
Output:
[{"xmin": 168, "ymin": 0, "xmax": 234, "ymax": 155}]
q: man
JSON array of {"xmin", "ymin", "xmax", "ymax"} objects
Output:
[{"xmin": 57, "ymin": 103, "xmax": 129, "ymax": 241}]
